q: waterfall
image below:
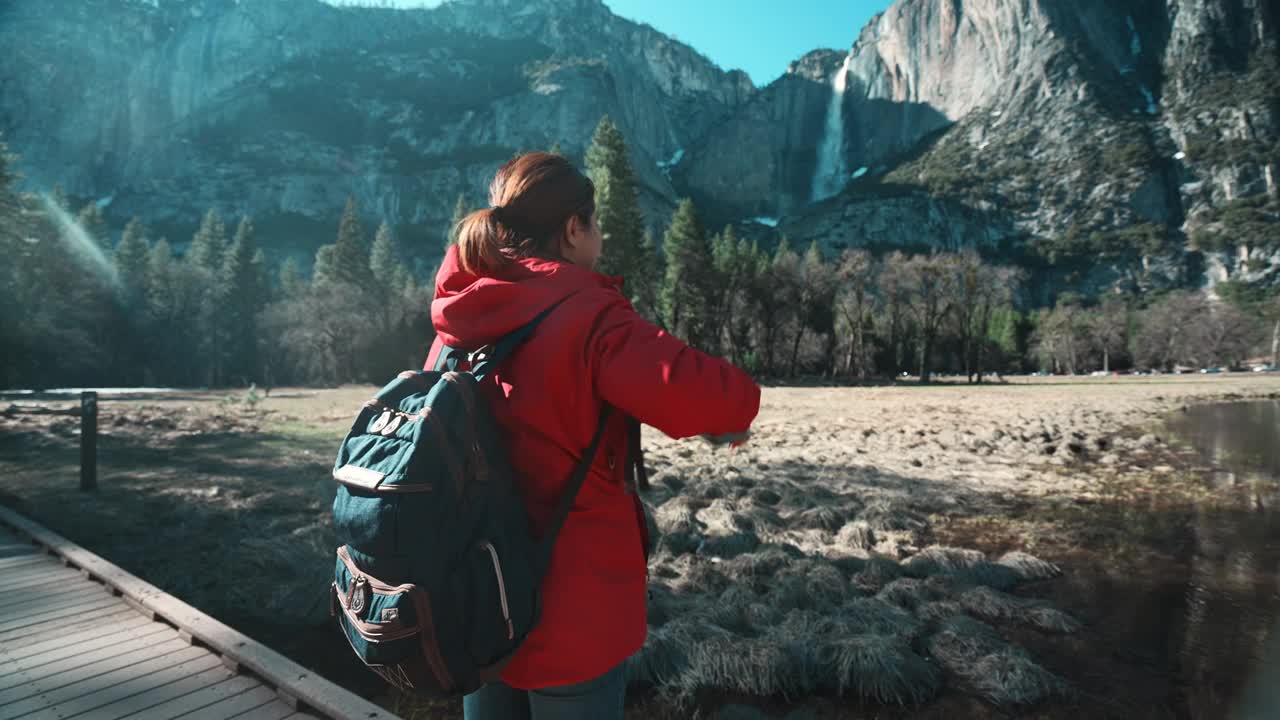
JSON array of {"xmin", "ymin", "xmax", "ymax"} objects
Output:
[{"xmin": 810, "ymin": 52, "xmax": 853, "ymax": 203}]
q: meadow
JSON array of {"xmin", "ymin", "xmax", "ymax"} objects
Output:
[{"xmin": 2, "ymin": 374, "xmax": 1277, "ymax": 718}]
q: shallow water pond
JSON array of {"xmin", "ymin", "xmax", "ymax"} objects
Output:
[{"xmin": 1158, "ymin": 401, "xmax": 1280, "ymax": 719}]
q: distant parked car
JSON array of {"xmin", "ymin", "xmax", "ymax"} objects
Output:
[
  {"xmin": 1199, "ymin": 367, "xmax": 1222, "ymax": 374},
  {"xmin": 1252, "ymin": 364, "xmax": 1274, "ymax": 372}
]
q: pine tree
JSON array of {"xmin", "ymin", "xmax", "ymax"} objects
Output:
[
  {"xmin": 795, "ymin": 241, "xmax": 836, "ymax": 376},
  {"xmin": 71, "ymin": 202, "xmax": 121, "ymax": 381},
  {"xmin": 146, "ymin": 238, "xmax": 175, "ymax": 321},
  {"xmin": 726, "ymin": 235, "xmax": 760, "ymax": 368},
  {"xmin": 220, "ymin": 216, "xmax": 265, "ymax": 384},
  {"xmin": 187, "ymin": 208, "xmax": 229, "ymax": 385},
  {"xmin": 113, "ymin": 217, "xmax": 151, "ymax": 310},
  {"xmin": 710, "ymin": 225, "xmax": 755, "ymax": 358},
  {"xmin": 370, "ymin": 220, "xmax": 399, "ymax": 289},
  {"xmin": 76, "ymin": 203, "xmax": 109, "ymax": 252},
  {"xmin": 659, "ymin": 199, "xmax": 716, "ymax": 350},
  {"xmin": 585, "ymin": 117, "xmax": 651, "ymax": 306},
  {"xmin": 768, "ymin": 237, "xmax": 802, "ymax": 376},
  {"xmin": 632, "ymin": 228, "xmax": 664, "ymax": 323},
  {"xmin": 187, "ymin": 209, "xmax": 227, "ymax": 272},
  {"xmin": 315, "ymin": 195, "xmax": 373, "ymax": 290},
  {"xmin": 279, "ymin": 257, "xmax": 306, "ymax": 300}
]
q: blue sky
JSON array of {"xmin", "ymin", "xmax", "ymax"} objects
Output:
[
  {"xmin": 331, "ymin": 1, "xmax": 892, "ymax": 87},
  {"xmin": 603, "ymin": 1, "xmax": 890, "ymax": 86}
]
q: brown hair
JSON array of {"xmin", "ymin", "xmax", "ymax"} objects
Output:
[{"xmin": 453, "ymin": 152, "xmax": 596, "ymax": 274}]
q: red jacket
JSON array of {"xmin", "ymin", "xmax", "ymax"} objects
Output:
[{"xmin": 424, "ymin": 244, "xmax": 760, "ymax": 689}]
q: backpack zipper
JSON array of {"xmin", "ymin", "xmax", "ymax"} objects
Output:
[{"xmin": 479, "ymin": 541, "xmax": 514, "ymax": 641}]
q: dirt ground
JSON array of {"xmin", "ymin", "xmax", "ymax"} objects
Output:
[{"xmin": 1, "ymin": 374, "xmax": 1278, "ymax": 719}]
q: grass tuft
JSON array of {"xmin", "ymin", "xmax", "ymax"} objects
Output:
[
  {"xmin": 996, "ymin": 550, "xmax": 1063, "ymax": 581},
  {"xmin": 821, "ymin": 635, "xmax": 943, "ymax": 704},
  {"xmin": 925, "ymin": 615, "xmax": 1069, "ymax": 705},
  {"xmin": 959, "ymin": 586, "xmax": 1082, "ymax": 633}
]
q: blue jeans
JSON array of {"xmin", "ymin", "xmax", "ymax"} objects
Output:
[{"xmin": 462, "ymin": 662, "xmax": 626, "ymax": 720}]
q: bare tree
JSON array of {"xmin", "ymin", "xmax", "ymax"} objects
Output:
[
  {"xmin": 1032, "ymin": 300, "xmax": 1089, "ymax": 373},
  {"xmin": 1088, "ymin": 296, "xmax": 1130, "ymax": 373},
  {"xmin": 901, "ymin": 253, "xmax": 957, "ymax": 383},
  {"xmin": 834, "ymin": 249, "xmax": 876, "ymax": 377},
  {"xmin": 1193, "ymin": 302, "xmax": 1259, "ymax": 367},
  {"xmin": 1264, "ymin": 293, "xmax": 1280, "ymax": 368},
  {"xmin": 875, "ymin": 251, "xmax": 912, "ymax": 378},
  {"xmin": 949, "ymin": 251, "xmax": 1021, "ymax": 383},
  {"xmin": 1132, "ymin": 291, "xmax": 1211, "ymax": 371},
  {"xmin": 973, "ymin": 266, "xmax": 1023, "ymax": 382}
]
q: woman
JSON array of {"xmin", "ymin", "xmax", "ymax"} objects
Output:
[{"xmin": 424, "ymin": 152, "xmax": 759, "ymax": 719}]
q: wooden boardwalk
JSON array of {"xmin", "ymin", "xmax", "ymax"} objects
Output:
[{"xmin": 0, "ymin": 506, "xmax": 400, "ymax": 720}]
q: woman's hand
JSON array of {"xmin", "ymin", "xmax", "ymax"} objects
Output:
[{"xmin": 701, "ymin": 431, "xmax": 750, "ymax": 449}]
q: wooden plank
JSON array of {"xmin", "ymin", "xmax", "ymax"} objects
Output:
[
  {"xmin": 0, "ymin": 542, "xmax": 40, "ymax": 558},
  {"xmin": 0, "ymin": 505, "xmax": 398, "ymax": 720},
  {"xmin": 283, "ymin": 714, "xmax": 325, "ymax": 720},
  {"xmin": 0, "ymin": 623, "xmax": 180, "ymax": 692},
  {"xmin": 0, "ymin": 568, "xmax": 94, "ymax": 598},
  {"xmin": 233, "ymin": 700, "xmax": 300, "ymax": 720},
  {"xmin": 14, "ymin": 651, "xmax": 225, "ymax": 720},
  {"xmin": 171, "ymin": 686, "xmax": 281, "ymax": 720},
  {"xmin": 121, "ymin": 675, "xmax": 263, "ymax": 720},
  {"xmin": 0, "ymin": 644, "xmax": 206, "ymax": 720},
  {"xmin": 0, "ymin": 553, "xmax": 49, "ymax": 571},
  {"xmin": 0, "ymin": 562, "xmax": 82, "ymax": 586},
  {"xmin": 0, "ymin": 594, "xmax": 125, "ymax": 636},
  {"xmin": 0, "ymin": 612, "xmax": 155, "ymax": 664},
  {"xmin": 0, "ymin": 579, "xmax": 116, "ymax": 620},
  {"xmin": 0, "ymin": 580, "xmax": 109, "ymax": 616},
  {"xmin": 0, "ymin": 637, "xmax": 194, "ymax": 706},
  {"xmin": 56, "ymin": 664, "xmax": 237, "ymax": 720},
  {"xmin": 0, "ymin": 621, "xmax": 172, "ymax": 682}
]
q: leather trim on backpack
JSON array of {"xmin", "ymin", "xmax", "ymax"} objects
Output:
[
  {"xmin": 410, "ymin": 404, "xmax": 464, "ymax": 496},
  {"xmin": 407, "ymin": 580, "xmax": 455, "ymax": 692},
  {"xmin": 440, "ymin": 372, "xmax": 489, "ymax": 488},
  {"xmin": 440, "ymin": 372, "xmax": 474, "ymax": 417},
  {"xmin": 334, "ymin": 464, "xmax": 433, "ymax": 494},
  {"xmin": 336, "ymin": 546, "xmax": 456, "ymax": 691},
  {"xmin": 334, "ymin": 464, "xmax": 386, "ymax": 490}
]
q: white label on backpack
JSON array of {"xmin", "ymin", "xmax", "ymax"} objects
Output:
[{"xmin": 334, "ymin": 464, "xmax": 386, "ymax": 490}]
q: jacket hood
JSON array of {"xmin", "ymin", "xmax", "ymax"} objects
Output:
[{"xmin": 430, "ymin": 243, "xmax": 623, "ymax": 349}]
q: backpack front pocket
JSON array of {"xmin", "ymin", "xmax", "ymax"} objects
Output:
[{"xmin": 333, "ymin": 545, "xmax": 454, "ymax": 693}]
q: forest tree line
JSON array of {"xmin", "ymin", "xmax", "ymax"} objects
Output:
[{"xmin": 2, "ymin": 123, "xmax": 1276, "ymax": 390}]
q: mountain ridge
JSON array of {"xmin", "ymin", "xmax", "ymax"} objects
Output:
[{"xmin": 1, "ymin": 0, "xmax": 1275, "ymax": 296}]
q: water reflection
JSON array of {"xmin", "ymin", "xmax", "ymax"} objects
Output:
[
  {"xmin": 1162, "ymin": 401, "xmax": 1280, "ymax": 719},
  {"xmin": 1165, "ymin": 400, "xmax": 1280, "ymax": 480}
]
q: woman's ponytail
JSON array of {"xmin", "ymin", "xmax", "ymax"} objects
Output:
[
  {"xmin": 450, "ymin": 152, "xmax": 595, "ymax": 276},
  {"xmin": 454, "ymin": 207, "xmax": 510, "ymax": 275}
]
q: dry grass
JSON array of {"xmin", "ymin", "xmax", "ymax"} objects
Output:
[{"xmin": 2, "ymin": 375, "xmax": 1277, "ymax": 716}]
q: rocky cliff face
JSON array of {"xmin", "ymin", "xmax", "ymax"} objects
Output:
[
  {"xmin": 1, "ymin": 0, "xmax": 1275, "ymax": 294},
  {"xmin": 694, "ymin": 0, "xmax": 1277, "ymax": 295},
  {"xmin": 0, "ymin": 0, "xmax": 752, "ymax": 269}
]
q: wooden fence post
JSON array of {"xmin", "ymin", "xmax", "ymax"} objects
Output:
[{"xmin": 80, "ymin": 391, "xmax": 97, "ymax": 491}]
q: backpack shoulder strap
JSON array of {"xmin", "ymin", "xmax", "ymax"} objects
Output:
[
  {"xmin": 466, "ymin": 294, "xmax": 577, "ymax": 381},
  {"xmin": 532, "ymin": 404, "xmax": 612, "ymax": 580}
]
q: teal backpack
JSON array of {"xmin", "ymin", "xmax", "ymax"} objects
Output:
[{"xmin": 329, "ymin": 300, "xmax": 609, "ymax": 697}]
